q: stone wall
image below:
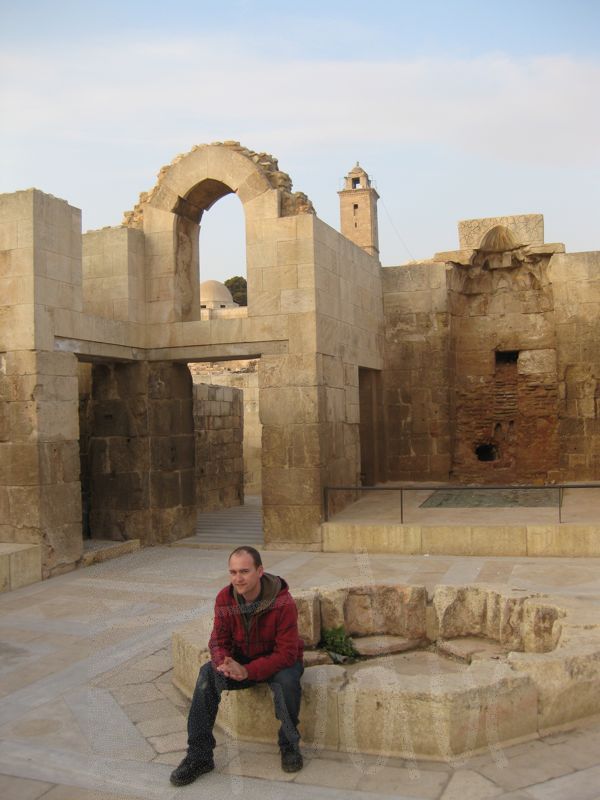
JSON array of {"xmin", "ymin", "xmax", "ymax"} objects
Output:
[
  {"xmin": 189, "ymin": 360, "xmax": 260, "ymax": 496},
  {"xmin": 88, "ymin": 361, "xmax": 195, "ymax": 544},
  {"xmin": 82, "ymin": 227, "xmax": 146, "ymax": 323},
  {"xmin": 0, "ymin": 351, "xmax": 82, "ymax": 576},
  {"xmin": 314, "ymin": 218, "xmax": 385, "ymax": 492},
  {"xmin": 552, "ymin": 252, "xmax": 600, "ymax": 480},
  {"xmin": 381, "ymin": 222, "xmax": 600, "ymax": 485},
  {"xmin": 382, "ymin": 261, "xmax": 451, "ymax": 480},
  {"xmin": 0, "ymin": 190, "xmax": 83, "ymax": 576},
  {"xmin": 193, "ymin": 383, "xmax": 243, "ymax": 511}
]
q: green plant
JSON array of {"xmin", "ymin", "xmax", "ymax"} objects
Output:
[
  {"xmin": 320, "ymin": 626, "xmax": 358, "ymax": 658},
  {"xmin": 224, "ymin": 275, "xmax": 247, "ymax": 306}
]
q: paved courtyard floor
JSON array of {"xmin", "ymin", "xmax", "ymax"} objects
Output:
[{"xmin": 2, "ymin": 545, "xmax": 600, "ymax": 799}]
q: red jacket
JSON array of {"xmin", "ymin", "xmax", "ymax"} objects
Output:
[{"xmin": 209, "ymin": 573, "xmax": 304, "ymax": 682}]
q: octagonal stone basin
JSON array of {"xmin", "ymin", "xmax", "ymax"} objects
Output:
[{"xmin": 172, "ymin": 583, "xmax": 600, "ymax": 761}]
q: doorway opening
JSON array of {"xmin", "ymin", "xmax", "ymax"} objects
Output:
[{"xmin": 358, "ymin": 367, "xmax": 385, "ymax": 486}]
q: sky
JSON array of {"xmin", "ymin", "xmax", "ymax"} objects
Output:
[{"xmin": 1, "ymin": 0, "xmax": 599, "ymax": 281}]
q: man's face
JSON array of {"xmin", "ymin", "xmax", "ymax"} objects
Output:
[{"xmin": 228, "ymin": 552, "xmax": 263, "ymax": 599}]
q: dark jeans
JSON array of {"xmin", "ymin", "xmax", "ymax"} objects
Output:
[{"xmin": 187, "ymin": 660, "xmax": 304, "ymax": 760}]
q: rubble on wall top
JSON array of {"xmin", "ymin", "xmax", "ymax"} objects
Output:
[{"xmin": 122, "ymin": 141, "xmax": 314, "ymax": 228}]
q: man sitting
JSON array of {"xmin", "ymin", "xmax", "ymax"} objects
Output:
[{"xmin": 170, "ymin": 546, "xmax": 304, "ymax": 786}]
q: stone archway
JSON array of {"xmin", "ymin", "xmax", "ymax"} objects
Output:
[{"xmin": 122, "ymin": 142, "xmax": 312, "ymax": 325}]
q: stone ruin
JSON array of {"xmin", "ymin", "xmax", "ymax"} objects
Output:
[
  {"xmin": 2, "ymin": 140, "xmax": 600, "ymax": 587},
  {"xmin": 172, "ymin": 583, "xmax": 600, "ymax": 760}
]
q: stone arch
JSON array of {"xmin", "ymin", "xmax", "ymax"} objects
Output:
[
  {"xmin": 122, "ymin": 142, "xmax": 314, "ymax": 323},
  {"xmin": 478, "ymin": 224, "xmax": 519, "ymax": 253}
]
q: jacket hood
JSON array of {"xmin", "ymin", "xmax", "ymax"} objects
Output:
[{"xmin": 232, "ymin": 572, "xmax": 286, "ymax": 616}]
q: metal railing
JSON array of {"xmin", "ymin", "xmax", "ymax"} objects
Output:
[{"xmin": 323, "ymin": 483, "xmax": 600, "ymax": 524}]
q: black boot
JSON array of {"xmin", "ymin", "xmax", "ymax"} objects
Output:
[
  {"xmin": 169, "ymin": 753, "xmax": 214, "ymax": 786},
  {"xmin": 280, "ymin": 743, "xmax": 303, "ymax": 773}
]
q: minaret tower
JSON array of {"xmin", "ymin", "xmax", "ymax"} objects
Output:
[{"xmin": 338, "ymin": 162, "xmax": 380, "ymax": 258}]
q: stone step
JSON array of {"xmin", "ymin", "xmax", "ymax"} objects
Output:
[
  {"xmin": 80, "ymin": 539, "xmax": 141, "ymax": 568},
  {"xmin": 0, "ymin": 542, "xmax": 42, "ymax": 592},
  {"xmin": 352, "ymin": 635, "xmax": 424, "ymax": 658},
  {"xmin": 184, "ymin": 501, "xmax": 263, "ymax": 546},
  {"xmin": 437, "ymin": 636, "xmax": 509, "ymax": 663}
]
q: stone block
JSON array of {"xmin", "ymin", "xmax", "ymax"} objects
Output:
[
  {"xmin": 458, "ymin": 214, "xmax": 544, "ymax": 249},
  {"xmin": 518, "ymin": 348, "xmax": 557, "ymax": 375},
  {"xmin": 36, "ymin": 400, "xmax": 79, "ymax": 440},
  {"xmin": 259, "ymin": 386, "xmax": 319, "ymax": 425},
  {"xmin": 287, "ymin": 311, "xmax": 317, "ymax": 354},
  {"xmin": 0, "ymin": 543, "xmax": 42, "ymax": 591},
  {"xmin": 491, "ymin": 594, "xmax": 527, "ymax": 650},
  {"xmin": 522, "ymin": 600, "xmax": 562, "ymax": 653},
  {"xmin": 109, "ymin": 437, "xmax": 150, "ymax": 473},
  {"xmin": 42, "ymin": 522, "xmax": 83, "ymax": 575},
  {"xmin": 436, "ymin": 636, "xmax": 508, "ymax": 663},
  {"xmin": 7, "ymin": 543, "xmax": 42, "ymax": 589},
  {"xmin": 527, "ymin": 525, "xmax": 600, "ymax": 557},
  {"xmin": 261, "ymin": 466, "xmax": 321, "ymax": 506},
  {"xmin": 302, "ymin": 650, "xmax": 333, "ymax": 667},
  {"xmin": 343, "ymin": 585, "xmax": 427, "ymax": 639},
  {"xmin": 509, "ymin": 645, "xmax": 600, "ymax": 731},
  {"xmin": 262, "ymin": 504, "xmax": 322, "ymax": 547},
  {"xmin": 281, "ymin": 288, "xmax": 315, "ymax": 314},
  {"xmin": 471, "ymin": 526, "xmax": 528, "ymax": 556},
  {"xmin": 433, "ymin": 586, "xmax": 488, "ymax": 639},
  {"xmin": 258, "ymin": 354, "xmax": 321, "ymax": 389},
  {"xmin": 322, "ymin": 523, "xmax": 422, "ymax": 555},
  {"xmin": 39, "ymin": 482, "xmax": 81, "ymax": 526},
  {"xmin": 353, "ymin": 635, "xmax": 423, "ymax": 657},
  {"xmin": 0, "ymin": 442, "xmax": 40, "ymax": 485},
  {"xmin": 0, "ymin": 550, "xmax": 9, "ymax": 592},
  {"xmin": 150, "ymin": 471, "xmax": 182, "ymax": 508},
  {"xmin": 92, "ymin": 472, "xmax": 149, "ymax": 511},
  {"xmin": 337, "ymin": 659, "xmax": 538, "ymax": 760},
  {"xmin": 319, "ymin": 588, "xmax": 348, "ymax": 630},
  {"xmin": 7, "ymin": 485, "xmax": 41, "ymax": 527},
  {"xmin": 171, "ymin": 619, "xmax": 213, "ymax": 697},
  {"xmin": 262, "ymin": 424, "xmax": 322, "ymax": 469},
  {"xmin": 295, "ymin": 591, "xmax": 321, "ymax": 647},
  {"xmin": 422, "ymin": 526, "xmax": 473, "ymax": 556}
]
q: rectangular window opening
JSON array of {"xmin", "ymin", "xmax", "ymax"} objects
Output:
[{"xmin": 495, "ymin": 350, "xmax": 519, "ymax": 365}]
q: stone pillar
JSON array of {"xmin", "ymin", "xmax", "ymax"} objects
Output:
[
  {"xmin": 89, "ymin": 361, "xmax": 195, "ymax": 544},
  {"xmin": 260, "ymin": 349, "xmax": 324, "ymax": 550},
  {"xmin": 0, "ymin": 189, "xmax": 83, "ymax": 576}
]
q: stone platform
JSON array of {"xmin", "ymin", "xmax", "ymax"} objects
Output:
[
  {"xmin": 322, "ymin": 486, "xmax": 600, "ymax": 557},
  {"xmin": 0, "ymin": 543, "xmax": 41, "ymax": 593},
  {"xmin": 322, "ymin": 522, "xmax": 600, "ymax": 557},
  {"xmin": 172, "ymin": 582, "xmax": 600, "ymax": 760}
]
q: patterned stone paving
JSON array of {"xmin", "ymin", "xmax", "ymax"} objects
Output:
[
  {"xmin": 2, "ymin": 547, "xmax": 600, "ymax": 799},
  {"xmin": 421, "ymin": 488, "xmax": 559, "ymax": 508}
]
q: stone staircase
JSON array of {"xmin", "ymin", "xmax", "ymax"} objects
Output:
[{"xmin": 176, "ymin": 497, "xmax": 263, "ymax": 548}]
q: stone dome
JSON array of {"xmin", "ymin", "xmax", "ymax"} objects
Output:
[{"xmin": 199, "ymin": 280, "xmax": 237, "ymax": 309}]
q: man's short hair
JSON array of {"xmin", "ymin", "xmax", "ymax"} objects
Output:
[{"xmin": 228, "ymin": 546, "xmax": 263, "ymax": 568}]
